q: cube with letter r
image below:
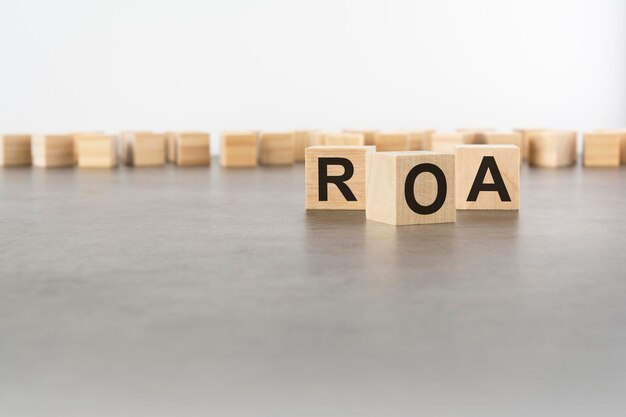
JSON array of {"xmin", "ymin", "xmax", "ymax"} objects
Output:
[{"xmin": 305, "ymin": 146, "xmax": 375, "ymax": 210}]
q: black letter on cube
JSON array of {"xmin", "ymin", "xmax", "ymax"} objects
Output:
[
  {"xmin": 318, "ymin": 157, "xmax": 357, "ymax": 202},
  {"xmin": 404, "ymin": 163, "xmax": 447, "ymax": 215},
  {"xmin": 467, "ymin": 156, "xmax": 511, "ymax": 202}
]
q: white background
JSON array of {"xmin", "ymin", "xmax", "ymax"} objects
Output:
[{"xmin": 0, "ymin": 0, "xmax": 624, "ymax": 152}]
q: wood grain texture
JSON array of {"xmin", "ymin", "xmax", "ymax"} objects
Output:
[
  {"xmin": 259, "ymin": 132, "xmax": 295, "ymax": 166},
  {"xmin": 174, "ymin": 132, "xmax": 210, "ymax": 166},
  {"xmin": 595, "ymin": 128, "xmax": 626, "ymax": 164},
  {"xmin": 366, "ymin": 151, "xmax": 456, "ymax": 226},
  {"xmin": 305, "ymin": 146, "xmax": 375, "ymax": 210},
  {"xmin": 455, "ymin": 145, "xmax": 520, "ymax": 210},
  {"xmin": 431, "ymin": 132, "xmax": 476, "ymax": 154},
  {"xmin": 583, "ymin": 133, "xmax": 621, "ymax": 167},
  {"xmin": 374, "ymin": 132, "xmax": 409, "ymax": 152},
  {"xmin": 0, "ymin": 134, "xmax": 31, "ymax": 166},
  {"xmin": 293, "ymin": 130, "xmax": 320, "ymax": 162},
  {"xmin": 527, "ymin": 130, "xmax": 577, "ymax": 168},
  {"xmin": 343, "ymin": 129, "xmax": 379, "ymax": 146},
  {"xmin": 514, "ymin": 128, "xmax": 546, "ymax": 161},
  {"xmin": 32, "ymin": 134, "xmax": 75, "ymax": 168},
  {"xmin": 119, "ymin": 132, "xmax": 166, "ymax": 167},
  {"xmin": 406, "ymin": 130, "xmax": 434, "ymax": 151},
  {"xmin": 76, "ymin": 134, "xmax": 117, "ymax": 168},
  {"xmin": 320, "ymin": 133, "xmax": 364, "ymax": 147},
  {"xmin": 220, "ymin": 131, "xmax": 258, "ymax": 168}
]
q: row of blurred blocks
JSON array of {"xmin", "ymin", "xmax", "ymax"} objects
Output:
[{"xmin": 1, "ymin": 128, "xmax": 625, "ymax": 168}]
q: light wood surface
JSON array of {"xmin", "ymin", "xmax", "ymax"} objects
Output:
[
  {"xmin": 0, "ymin": 134, "xmax": 31, "ymax": 166},
  {"xmin": 305, "ymin": 146, "xmax": 375, "ymax": 210},
  {"xmin": 366, "ymin": 151, "xmax": 456, "ymax": 226},
  {"xmin": 583, "ymin": 132, "xmax": 621, "ymax": 167},
  {"xmin": 259, "ymin": 132, "xmax": 295, "ymax": 166},
  {"xmin": 220, "ymin": 131, "xmax": 258, "ymax": 168},
  {"xmin": 514, "ymin": 128, "xmax": 546, "ymax": 161},
  {"xmin": 343, "ymin": 129, "xmax": 379, "ymax": 146},
  {"xmin": 431, "ymin": 132, "xmax": 477, "ymax": 154},
  {"xmin": 405, "ymin": 130, "xmax": 434, "ymax": 151},
  {"xmin": 173, "ymin": 132, "xmax": 211, "ymax": 166},
  {"xmin": 32, "ymin": 134, "xmax": 74, "ymax": 168},
  {"xmin": 119, "ymin": 132, "xmax": 166, "ymax": 167},
  {"xmin": 76, "ymin": 134, "xmax": 117, "ymax": 168},
  {"xmin": 293, "ymin": 130, "xmax": 320, "ymax": 162},
  {"xmin": 321, "ymin": 133, "xmax": 365, "ymax": 147},
  {"xmin": 594, "ymin": 128, "xmax": 626, "ymax": 164},
  {"xmin": 455, "ymin": 145, "xmax": 520, "ymax": 210},
  {"xmin": 374, "ymin": 132, "xmax": 409, "ymax": 152},
  {"xmin": 527, "ymin": 130, "xmax": 577, "ymax": 168}
]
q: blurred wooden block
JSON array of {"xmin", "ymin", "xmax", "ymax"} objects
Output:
[
  {"xmin": 455, "ymin": 145, "xmax": 520, "ymax": 210},
  {"xmin": 595, "ymin": 129, "xmax": 626, "ymax": 164},
  {"xmin": 220, "ymin": 131, "xmax": 258, "ymax": 168},
  {"xmin": 514, "ymin": 128, "xmax": 545, "ymax": 161},
  {"xmin": 583, "ymin": 133, "xmax": 621, "ymax": 167},
  {"xmin": 77, "ymin": 134, "xmax": 117, "ymax": 168},
  {"xmin": 484, "ymin": 132, "xmax": 523, "ymax": 166},
  {"xmin": 294, "ymin": 130, "xmax": 320, "ymax": 162},
  {"xmin": 119, "ymin": 132, "xmax": 166, "ymax": 167},
  {"xmin": 172, "ymin": 132, "xmax": 210, "ymax": 166},
  {"xmin": 457, "ymin": 128, "xmax": 493, "ymax": 144},
  {"xmin": 431, "ymin": 132, "xmax": 476, "ymax": 153},
  {"xmin": 321, "ymin": 133, "xmax": 365, "ymax": 146},
  {"xmin": 528, "ymin": 130, "xmax": 577, "ymax": 168},
  {"xmin": 374, "ymin": 132, "xmax": 409, "ymax": 152},
  {"xmin": 165, "ymin": 132, "xmax": 177, "ymax": 162},
  {"xmin": 70, "ymin": 132, "xmax": 103, "ymax": 162},
  {"xmin": 366, "ymin": 151, "xmax": 455, "ymax": 225},
  {"xmin": 259, "ymin": 132, "xmax": 295, "ymax": 166},
  {"xmin": 406, "ymin": 130, "xmax": 434, "ymax": 151},
  {"xmin": 305, "ymin": 146, "xmax": 375, "ymax": 210},
  {"xmin": 32, "ymin": 134, "xmax": 74, "ymax": 168},
  {"xmin": 0, "ymin": 134, "xmax": 31, "ymax": 166},
  {"xmin": 343, "ymin": 129, "xmax": 379, "ymax": 146}
]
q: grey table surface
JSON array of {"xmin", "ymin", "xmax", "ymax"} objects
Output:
[{"xmin": 1, "ymin": 159, "xmax": 625, "ymax": 417}]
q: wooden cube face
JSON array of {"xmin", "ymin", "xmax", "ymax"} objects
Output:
[
  {"xmin": 406, "ymin": 130, "xmax": 434, "ymax": 151},
  {"xmin": 32, "ymin": 135, "xmax": 74, "ymax": 168},
  {"xmin": 431, "ymin": 132, "xmax": 476, "ymax": 154},
  {"xmin": 514, "ymin": 128, "xmax": 546, "ymax": 161},
  {"xmin": 305, "ymin": 146, "xmax": 375, "ymax": 210},
  {"xmin": 0, "ymin": 135, "xmax": 31, "ymax": 166},
  {"xmin": 130, "ymin": 133, "xmax": 166, "ymax": 167},
  {"xmin": 374, "ymin": 133, "xmax": 409, "ymax": 152},
  {"xmin": 528, "ymin": 131, "xmax": 577, "ymax": 168},
  {"xmin": 321, "ymin": 133, "xmax": 365, "ymax": 147},
  {"xmin": 165, "ymin": 132, "xmax": 177, "ymax": 162},
  {"xmin": 583, "ymin": 133, "xmax": 621, "ymax": 167},
  {"xmin": 220, "ymin": 131, "xmax": 258, "ymax": 168},
  {"xmin": 343, "ymin": 129, "xmax": 379, "ymax": 146},
  {"xmin": 366, "ymin": 151, "xmax": 456, "ymax": 226},
  {"xmin": 77, "ymin": 134, "xmax": 117, "ymax": 168},
  {"xmin": 259, "ymin": 132, "xmax": 295, "ymax": 166},
  {"xmin": 293, "ymin": 130, "xmax": 320, "ymax": 162},
  {"xmin": 484, "ymin": 132, "xmax": 522, "ymax": 148},
  {"xmin": 175, "ymin": 132, "xmax": 210, "ymax": 166},
  {"xmin": 455, "ymin": 145, "xmax": 520, "ymax": 210},
  {"xmin": 456, "ymin": 129, "xmax": 493, "ymax": 144}
]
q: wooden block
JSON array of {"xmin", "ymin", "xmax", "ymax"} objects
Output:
[
  {"xmin": 220, "ymin": 131, "xmax": 258, "ymax": 168},
  {"xmin": 406, "ymin": 130, "xmax": 434, "ymax": 151},
  {"xmin": 32, "ymin": 134, "xmax": 74, "ymax": 168},
  {"xmin": 365, "ymin": 151, "xmax": 456, "ymax": 226},
  {"xmin": 343, "ymin": 129, "xmax": 379, "ymax": 146},
  {"xmin": 76, "ymin": 134, "xmax": 117, "ymax": 168},
  {"xmin": 259, "ymin": 132, "xmax": 295, "ymax": 166},
  {"xmin": 455, "ymin": 145, "xmax": 520, "ymax": 210},
  {"xmin": 583, "ymin": 132, "xmax": 621, "ymax": 167},
  {"xmin": 514, "ymin": 129, "xmax": 545, "ymax": 161},
  {"xmin": 321, "ymin": 133, "xmax": 365, "ymax": 146},
  {"xmin": 484, "ymin": 132, "xmax": 523, "ymax": 167},
  {"xmin": 431, "ymin": 132, "xmax": 476, "ymax": 154},
  {"xmin": 595, "ymin": 129, "xmax": 626, "ymax": 164},
  {"xmin": 528, "ymin": 130, "xmax": 577, "ymax": 168},
  {"xmin": 119, "ymin": 132, "xmax": 166, "ymax": 167},
  {"xmin": 293, "ymin": 130, "xmax": 320, "ymax": 162},
  {"xmin": 456, "ymin": 128, "xmax": 494, "ymax": 144},
  {"xmin": 305, "ymin": 146, "xmax": 375, "ymax": 210},
  {"xmin": 173, "ymin": 132, "xmax": 211, "ymax": 166},
  {"xmin": 0, "ymin": 134, "xmax": 31, "ymax": 166},
  {"xmin": 165, "ymin": 132, "xmax": 176, "ymax": 162},
  {"xmin": 374, "ymin": 132, "xmax": 409, "ymax": 152},
  {"xmin": 70, "ymin": 132, "xmax": 103, "ymax": 162}
]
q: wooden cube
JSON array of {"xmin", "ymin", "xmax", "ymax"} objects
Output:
[
  {"xmin": 583, "ymin": 133, "xmax": 621, "ymax": 167},
  {"xmin": 165, "ymin": 132, "xmax": 177, "ymax": 162},
  {"xmin": 484, "ymin": 132, "xmax": 523, "ymax": 167},
  {"xmin": 455, "ymin": 145, "xmax": 520, "ymax": 210},
  {"xmin": 595, "ymin": 129, "xmax": 626, "ymax": 165},
  {"xmin": 514, "ymin": 128, "xmax": 545, "ymax": 161},
  {"xmin": 171, "ymin": 132, "xmax": 211, "ymax": 166},
  {"xmin": 528, "ymin": 130, "xmax": 577, "ymax": 168},
  {"xmin": 32, "ymin": 134, "xmax": 74, "ymax": 168},
  {"xmin": 431, "ymin": 132, "xmax": 477, "ymax": 153},
  {"xmin": 70, "ymin": 132, "xmax": 103, "ymax": 162},
  {"xmin": 456, "ymin": 128, "xmax": 494, "ymax": 144},
  {"xmin": 0, "ymin": 134, "xmax": 31, "ymax": 166},
  {"xmin": 294, "ymin": 130, "xmax": 320, "ymax": 162},
  {"xmin": 220, "ymin": 131, "xmax": 258, "ymax": 168},
  {"xmin": 259, "ymin": 132, "xmax": 295, "ymax": 166},
  {"xmin": 343, "ymin": 129, "xmax": 379, "ymax": 146},
  {"xmin": 366, "ymin": 151, "xmax": 456, "ymax": 226},
  {"xmin": 76, "ymin": 134, "xmax": 117, "ymax": 168},
  {"xmin": 374, "ymin": 132, "xmax": 409, "ymax": 152},
  {"xmin": 321, "ymin": 133, "xmax": 365, "ymax": 146},
  {"xmin": 119, "ymin": 132, "xmax": 166, "ymax": 167},
  {"xmin": 305, "ymin": 146, "xmax": 375, "ymax": 210},
  {"xmin": 406, "ymin": 130, "xmax": 434, "ymax": 151}
]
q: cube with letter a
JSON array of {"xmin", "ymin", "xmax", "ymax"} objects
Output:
[
  {"xmin": 305, "ymin": 146, "xmax": 375, "ymax": 210},
  {"xmin": 455, "ymin": 145, "xmax": 520, "ymax": 210},
  {"xmin": 366, "ymin": 151, "xmax": 455, "ymax": 225}
]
